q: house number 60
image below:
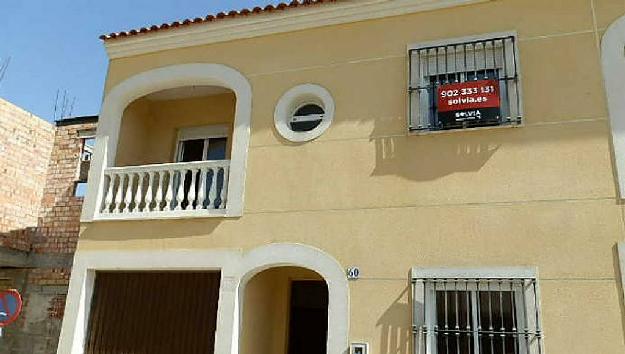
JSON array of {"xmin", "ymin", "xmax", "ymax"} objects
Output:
[{"xmin": 346, "ymin": 267, "xmax": 360, "ymax": 280}]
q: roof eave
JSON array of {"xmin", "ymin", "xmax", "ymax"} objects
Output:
[{"xmin": 103, "ymin": 0, "xmax": 491, "ymax": 60}]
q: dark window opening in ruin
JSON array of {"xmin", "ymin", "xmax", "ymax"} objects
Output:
[
  {"xmin": 74, "ymin": 182, "xmax": 88, "ymax": 197},
  {"xmin": 77, "ymin": 133, "xmax": 95, "ymax": 183}
]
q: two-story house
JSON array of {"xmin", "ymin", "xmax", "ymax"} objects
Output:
[{"xmin": 58, "ymin": 1, "xmax": 625, "ymax": 354}]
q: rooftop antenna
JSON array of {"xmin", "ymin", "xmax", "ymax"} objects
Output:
[
  {"xmin": 0, "ymin": 56, "xmax": 10, "ymax": 86},
  {"xmin": 68, "ymin": 97, "xmax": 76, "ymax": 118},
  {"xmin": 53, "ymin": 89, "xmax": 59, "ymax": 120},
  {"xmin": 53, "ymin": 88, "xmax": 77, "ymax": 120}
]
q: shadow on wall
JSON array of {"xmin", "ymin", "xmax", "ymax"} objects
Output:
[
  {"xmin": 369, "ymin": 116, "xmax": 608, "ymax": 182},
  {"xmin": 376, "ymin": 285, "xmax": 414, "ymax": 354},
  {"xmin": 370, "ymin": 118, "xmax": 499, "ymax": 181},
  {"xmin": 612, "ymin": 243, "xmax": 625, "ymax": 342},
  {"xmin": 79, "ymin": 218, "xmax": 223, "ymax": 241}
]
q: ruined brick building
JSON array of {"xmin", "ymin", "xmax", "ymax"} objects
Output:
[{"xmin": 0, "ymin": 97, "xmax": 97, "ymax": 353}]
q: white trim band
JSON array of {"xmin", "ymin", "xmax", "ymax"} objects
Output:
[
  {"xmin": 103, "ymin": 0, "xmax": 492, "ymax": 59},
  {"xmin": 602, "ymin": 15, "xmax": 625, "ymax": 198},
  {"xmin": 56, "ymin": 243, "xmax": 349, "ymax": 354}
]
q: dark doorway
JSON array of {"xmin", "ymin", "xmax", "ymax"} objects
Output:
[
  {"xmin": 85, "ymin": 271, "xmax": 221, "ymax": 354},
  {"xmin": 287, "ymin": 280, "xmax": 328, "ymax": 354}
]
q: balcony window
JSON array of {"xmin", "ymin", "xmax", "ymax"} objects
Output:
[
  {"xmin": 409, "ymin": 33, "xmax": 522, "ymax": 132},
  {"xmin": 176, "ymin": 125, "xmax": 229, "ymax": 162},
  {"xmin": 174, "ymin": 125, "xmax": 229, "ymax": 210}
]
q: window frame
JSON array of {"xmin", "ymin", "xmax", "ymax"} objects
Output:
[
  {"xmin": 274, "ymin": 84, "xmax": 335, "ymax": 142},
  {"xmin": 411, "ymin": 267, "xmax": 543, "ymax": 354},
  {"xmin": 407, "ymin": 31, "xmax": 524, "ymax": 133},
  {"xmin": 76, "ymin": 129, "xmax": 96, "ymax": 183},
  {"xmin": 174, "ymin": 124, "xmax": 230, "ymax": 162}
]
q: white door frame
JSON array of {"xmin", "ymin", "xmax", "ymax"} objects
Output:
[
  {"xmin": 602, "ymin": 15, "xmax": 625, "ymax": 197},
  {"xmin": 57, "ymin": 243, "xmax": 350, "ymax": 354}
]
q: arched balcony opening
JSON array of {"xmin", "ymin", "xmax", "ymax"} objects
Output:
[
  {"xmin": 82, "ymin": 63, "xmax": 252, "ymax": 221},
  {"xmin": 99, "ymin": 86, "xmax": 236, "ymax": 218}
]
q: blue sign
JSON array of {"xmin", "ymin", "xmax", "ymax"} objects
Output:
[{"xmin": 0, "ymin": 290, "xmax": 22, "ymax": 326}]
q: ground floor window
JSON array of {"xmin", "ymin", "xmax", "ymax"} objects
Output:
[{"xmin": 412, "ymin": 269, "xmax": 543, "ymax": 354}]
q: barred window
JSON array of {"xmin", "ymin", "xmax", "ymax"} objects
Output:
[
  {"xmin": 412, "ymin": 269, "xmax": 543, "ymax": 354},
  {"xmin": 408, "ymin": 33, "xmax": 522, "ymax": 132}
]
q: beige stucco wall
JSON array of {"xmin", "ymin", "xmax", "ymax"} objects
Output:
[
  {"xmin": 240, "ymin": 267, "xmax": 322, "ymax": 354},
  {"xmin": 80, "ymin": 0, "xmax": 625, "ymax": 353},
  {"xmin": 115, "ymin": 92, "xmax": 235, "ymax": 166}
]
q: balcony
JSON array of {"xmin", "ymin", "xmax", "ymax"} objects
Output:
[
  {"xmin": 81, "ymin": 65, "xmax": 253, "ymax": 222},
  {"xmin": 97, "ymin": 160, "xmax": 230, "ymax": 219}
]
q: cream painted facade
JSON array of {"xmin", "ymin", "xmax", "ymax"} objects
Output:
[{"xmin": 59, "ymin": 1, "xmax": 625, "ymax": 353}]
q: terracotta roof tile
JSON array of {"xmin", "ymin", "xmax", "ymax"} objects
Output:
[{"xmin": 100, "ymin": 0, "xmax": 338, "ymax": 41}]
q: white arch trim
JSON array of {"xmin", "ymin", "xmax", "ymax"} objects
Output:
[
  {"xmin": 236, "ymin": 243, "xmax": 350, "ymax": 354},
  {"xmin": 602, "ymin": 15, "xmax": 625, "ymax": 197},
  {"xmin": 81, "ymin": 63, "xmax": 252, "ymax": 220},
  {"xmin": 57, "ymin": 243, "xmax": 349, "ymax": 354}
]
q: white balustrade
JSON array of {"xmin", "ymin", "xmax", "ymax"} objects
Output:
[{"xmin": 98, "ymin": 160, "xmax": 230, "ymax": 219}]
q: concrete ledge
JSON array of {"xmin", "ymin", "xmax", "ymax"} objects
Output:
[{"xmin": 0, "ymin": 249, "xmax": 73, "ymax": 268}]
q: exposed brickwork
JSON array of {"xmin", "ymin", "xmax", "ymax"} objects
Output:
[
  {"xmin": 0, "ymin": 100, "xmax": 97, "ymax": 354},
  {"xmin": 0, "ymin": 98, "xmax": 54, "ymax": 250},
  {"xmin": 0, "ymin": 268, "xmax": 69, "ymax": 354},
  {"xmin": 47, "ymin": 295, "xmax": 67, "ymax": 320},
  {"xmin": 28, "ymin": 268, "xmax": 71, "ymax": 286},
  {"xmin": 32, "ymin": 121, "xmax": 96, "ymax": 255}
]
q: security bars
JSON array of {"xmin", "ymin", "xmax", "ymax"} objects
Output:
[
  {"xmin": 412, "ymin": 276, "xmax": 543, "ymax": 354},
  {"xmin": 408, "ymin": 34, "xmax": 522, "ymax": 131}
]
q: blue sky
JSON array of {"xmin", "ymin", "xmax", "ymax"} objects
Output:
[{"xmin": 0, "ymin": 0, "xmax": 282, "ymax": 121}]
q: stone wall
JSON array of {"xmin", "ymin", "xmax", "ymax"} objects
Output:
[
  {"xmin": 0, "ymin": 101, "xmax": 96, "ymax": 354},
  {"xmin": 0, "ymin": 98, "xmax": 54, "ymax": 250},
  {"xmin": 32, "ymin": 121, "xmax": 97, "ymax": 255}
]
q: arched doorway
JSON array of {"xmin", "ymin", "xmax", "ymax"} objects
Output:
[
  {"xmin": 235, "ymin": 243, "xmax": 349, "ymax": 354},
  {"xmin": 240, "ymin": 266, "xmax": 329, "ymax": 354}
]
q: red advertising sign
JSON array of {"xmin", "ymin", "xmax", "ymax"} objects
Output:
[
  {"xmin": 0, "ymin": 290, "xmax": 23, "ymax": 327},
  {"xmin": 437, "ymin": 79, "xmax": 500, "ymax": 113}
]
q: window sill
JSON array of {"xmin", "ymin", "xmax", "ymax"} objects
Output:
[
  {"xmin": 85, "ymin": 209, "xmax": 243, "ymax": 222},
  {"xmin": 408, "ymin": 121, "xmax": 523, "ymax": 136}
]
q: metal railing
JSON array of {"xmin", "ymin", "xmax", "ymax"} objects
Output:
[
  {"xmin": 414, "ymin": 278, "xmax": 543, "ymax": 354},
  {"xmin": 409, "ymin": 35, "xmax": 522, "ymax": 131}
]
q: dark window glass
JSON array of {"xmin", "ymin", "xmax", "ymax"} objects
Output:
[
  {"xmin": 436, "ymin": 291, "xmax": 474, "ymax": 354},
  {"xmin": 290, "ymin": 104, "xmax": 324, "ymax": 132},
  {"xmin": 434, "ymin": 289, "xmax": 517, "ymax": 354},
  {"xmin": 180, "ymin": 139, "xmax": 205, "ymax": 162},
  {"xmin": 206, "ymin": 137, "xmax": 227, "ymax": 160}
]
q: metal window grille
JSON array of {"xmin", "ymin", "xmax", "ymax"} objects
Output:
[
  {"xmin": 408, "ymin": 35, "xmax": 522, "ymax": 131},
  {"xmin": 412, "ymin": 278, "xmax": 543, "ymax": 354}
]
